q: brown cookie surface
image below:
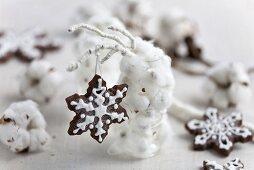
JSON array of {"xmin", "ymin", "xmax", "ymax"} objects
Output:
[
  {"xmin": 65, "ymin": 74, "xmax": 129, "ymax": 143},
  {"xmin": 203, "ymin": 158, "xmax": 244, "ymax": 170},
  {"xmin": 186, "ymin": 108, "xmax": 253, "ymax": 156}
]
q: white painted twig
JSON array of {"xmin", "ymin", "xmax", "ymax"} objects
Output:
[
  {"xmin": 68, "ymin": 23, "xmax": 127, "ymax": 48},
  {"xmin": 67, "ymin": 24, "xmax": 136, "ymax": 71},
  {"xmin": 107, "ymin": 25, "xmax": 136, "ymax": 49}
]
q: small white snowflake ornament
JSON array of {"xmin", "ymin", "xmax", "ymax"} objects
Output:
[
  {"xmin": 203, "ymin": 158, "xmax": 244, "ymax": 170},
  {"xmin": 19, "ymin": 60, "xmax": 63, "ymax": 103},
  {"xmin": 186, "ymin": 108, "xmax": 253, "ymax": 156},
  {"xmin": 0, "ymin": 100, "xmax": 50, "ymax": 152},
  {"xmin": 0, "ymin": 29, "xmax": 60, "ymax": 63},
  {"xmin": 203, "ymin": 62, "xmax": 252, "ymax": 109},
  {"xmin": 65, "ymin": 74, "xmax": 128, "ymax": 143}
]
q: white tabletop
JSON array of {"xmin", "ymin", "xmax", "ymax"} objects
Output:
[{"xmin": 0, "ymin": 0, "xmax": 254, "ymax": 169}]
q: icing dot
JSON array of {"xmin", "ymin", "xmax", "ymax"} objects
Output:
[
  {"xmin": 227, "ymin": 132, "xmax": 232, "ymax": 136},
  {"xmin": 106, "ymin": 119, "xmax": 110, "ymax": 124},
  {"xmin": 89, "ymin": 96, "xmax": 93, "ymax": 101},
  {"xmin": 80, "ymin": 114, "xmax": 85, "ymax": 118},
  {"xmin": 114, "ymin": 104, "xmax": 118, "ymax": 109},
  {"xmin": 230, "ymin": 122, "xmax": 235, "ymax": 126},
  {"xmin": 123, "ymin": 87, "xmax": 127, "ymax": 92},
  {"xmin": 201, "ymin": 129, "xmax": 206, "ymax": 133},
  {"xmin": 105, "ymin": 93, "xmax": 109, "ymax": 97},
  {"xmin": 89, "ymin": 124, "xmax": 94, "ymax": 129},
  {"xmin": 212, "ymin": 135, "xmax": 217, "ymax": 139},
  {"xmin": 70, "ymin": 101, "xmax": 77, "ymax": 106}
]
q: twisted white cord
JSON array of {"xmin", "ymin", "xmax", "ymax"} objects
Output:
[
  {"xmin": 67, "ymin": 23, "xmax": 136, "ymax": 71},
  {"xmin": 107, "ymin": 25, "xmax": 136, "ymax": 49},
  {"xmin": 69, "ymin": 23, "xmax": 127, "ymax": 48}
]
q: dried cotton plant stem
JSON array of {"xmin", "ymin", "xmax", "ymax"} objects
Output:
[{"xmin": 168, "ymin": 98, "xmax": 203, "ymax": 122}]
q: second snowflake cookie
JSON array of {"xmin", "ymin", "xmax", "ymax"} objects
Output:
[{"xmin": 186, "ymin": 108, "xmax": 253, "ymax": 156}]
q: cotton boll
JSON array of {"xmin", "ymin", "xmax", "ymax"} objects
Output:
[
  {"xmin": 114, "ymin": 0, "xmax": 152, "ymax": 36},
  {"xmin": 207, "ymin": 62, "xmax": 230, "ymax": 86},
  {"xmin": 0, "ymin": 123, "xmax": 30, "ymax": 152},
  {"xmin": 228, "ymin": 83, "xmax": 252, "ymax": 107},
  {"xmin": 203, "ymin": 62, "xmax": 252, "ymax": 109},
  {"xmin": 26, "ymin": 60, "xmax": 52, "ymax": 79},
  {"xmin": 210, "ymin": 89, "xmax": 229, "ymax": 109},
  {"xmin": 155, "ymin": 9, "xmax": 197, "ymax": 50},
  {"xmin": 39, "ymin": 72, "xmax": 63, "ymax": 97},
  {"xmin": 228, "ymin": 62, "xmax": 250, "ymax": 84},
  {"xmin": 120, "ymin": 53, "xmax": 149, "ymax": 80},
  {"xmin": 71, "ymin": 2, "xmax": 111, "ymax": 26},
  {"xmin": 126, "ymin": 92, "xmax": 150, "ymax": 113},
  {"xmin": 150, "ymin": 88, "xmax": 173, "ymax": 110},
  {"xmin": 29, "ymin": 129, "xmax": 49, "ymax": 151},
  {"xmin": 0, "ymin": 100, "xmax": 50, "ymax": 153},
  {"xmin": 19, "ymin": 60, "xmax": 62, "ymax": 103}
]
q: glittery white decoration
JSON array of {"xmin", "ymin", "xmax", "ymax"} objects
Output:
[
  {"xmin": 73, "ymin": 15, "xmax": 125, "ymax": 92},
  {"xmin": 204, "ymin": 158, "xmax": 244, "ymax": 170},
  {"xmin": 0, "ymin": 100, "xmax": 50, "ymax": 152},
  {"xmin": 19, "ymin": 60, "xmax": 63, "ymax": 103},
  {"xmin": 203, "ymin": 62, "xmax": 252, "ymax": 109}
]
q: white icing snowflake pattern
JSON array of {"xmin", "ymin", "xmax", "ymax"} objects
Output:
[
  {"xmin": 186, "ymin": 108, "xmax": 253, "ymax": 156},
  {"xmin": 203, "ymin": 158, "xmax": 244, "ymax": 170},
  {"xmin": 0, "ymin": 29, "xmax": 59, "ymax": 62},
  {"xmin": 66, "ymin": 74, "xmax": 129, "ymax": 143}
]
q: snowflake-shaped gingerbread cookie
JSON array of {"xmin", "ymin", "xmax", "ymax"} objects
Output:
[
  {"xmin": 66, "ymin": 74, "xmax": 129, "ymax": 143},
  {"xmin": 203, "ymin": 158, "xmax": 244, "ymax": 170},
  {"xmin": 186, "ymin": 108, "xmax": 253, "ymax": 156},
  {"xmin": 0, "ymin": 29, "xmax": 60, "ymax": 63}
]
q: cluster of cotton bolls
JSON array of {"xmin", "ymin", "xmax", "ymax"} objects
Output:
[
  {"xmin": 74, "ymin": 15, "xmax": 125, "ymax": 92},
  {"xmin": 148, "ymin": 9, "xmax": 200, "ymax": 62},
  {"xmin": 203, "ymin": 62, "xmax": 252, "ymax": 109},
  {"xmin": 0, "ymin": 100, "xmax": 49, "ymax": 153},
  {"xmin": 19, "ymin": 60, "xmax": 63, "ymax": 103},
  {"xmin": 113, "ymin": 0, "xmax": 153, "ymax": 36},
  {"xmin": 108, "ymin": 37, "xmax": 175, "ymax": 158},
  {"xmin": 71, "ymin": 0, "xmax": 153, "ymax": 38}
]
